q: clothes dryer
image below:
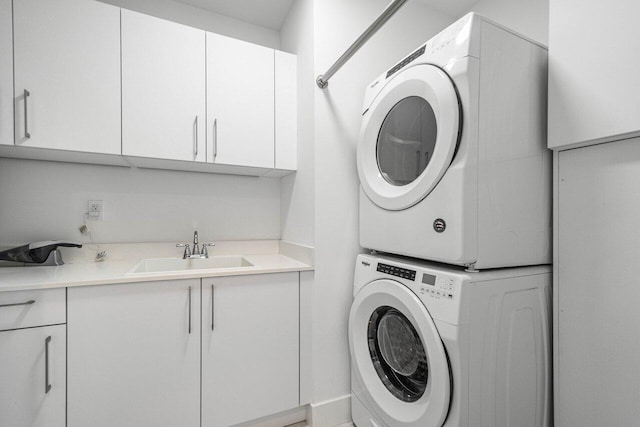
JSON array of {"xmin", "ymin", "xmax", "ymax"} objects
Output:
[
  {"xmin": 358, "ymin": 13, "xmax": 550, "ymax": 269},
  {"xmin": 349, "ymin": 253, "xmax": 552, "ymax": 427}
]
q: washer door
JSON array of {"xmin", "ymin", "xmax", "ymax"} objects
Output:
[
  {"xmin": 349, "ymin": 279, "xmax": 451, "ymax": 426},
  {"xmin": 357, "ymin": 64, "xmax": 461, "ymax": 211}
]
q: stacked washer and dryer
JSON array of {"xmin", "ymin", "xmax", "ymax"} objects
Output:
[{"xmin": 349, "ymin": 13, "xmax": 552, "ymax": 427}]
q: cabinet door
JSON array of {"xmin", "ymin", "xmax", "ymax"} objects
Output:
[
  {"xmin": 207, "ymin": 33, "xmax": 275, "ymax": 168},
  {"xmin": 68, "ymin": 280, "xmax": 200, "ymax": 427},
  {"xmin": 122, "ymin": 10, "xmax": 206, "ymax": 162},
  {"xmin": 275, "ymin": 51, "xmax": 297, "ymax": 171},
  {"xmin": 0, "ymin": 324, "xmax": 66, "ymax": 427},
  {"xmin": 557, "ymin": 138, "xmax": 640, "ymax": 425},
  {"xmin": 202, "ymin": 273, "xmax": 299, "ymax": 426},
  {"xmin": 548, "ymin": 0, "xmax": 640, "ymax": 148},
  {"xmin": 0, "ymin": 0, "xmax": 12, "ymax": 146},
  {"xmin": 13, "ymin": 0, "xmax": 121, "ymax": 153}
]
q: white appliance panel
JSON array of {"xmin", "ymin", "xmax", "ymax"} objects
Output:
[
  {"xmin": 350, "ymin": 253, "xmax": 552, "ymax": 427},
  {"xmin": 358, "ymin": 13, "xmax": 550, "ymax": 269}
]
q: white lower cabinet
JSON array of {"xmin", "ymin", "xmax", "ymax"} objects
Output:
[
  {"xmin": 0, "ymin": 324, "xmax": 66, "ymax": 427},
  {"xmin": 202, "ymin": 272, "xmax": 300, "ymax": 426},
  {"xmin": 66, "ymin": 273, "xmax": 300, "ymax": 426},
  {"xmin": 67, "ymin": 279, "xmax": 200, "ymax": 427}
]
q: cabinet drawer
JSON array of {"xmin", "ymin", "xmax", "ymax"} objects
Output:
[{"xmin": 0, "ymin": 288, "xmax": 66, "ymax": 331}]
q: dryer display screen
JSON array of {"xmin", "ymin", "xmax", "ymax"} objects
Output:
[
  {"xmin": 377, "ymin": 263, "xmax": 416, "ymax": 281},
  {"xmin": 386, "ymin": 45, "xmax": 426, "ymax": 79}
]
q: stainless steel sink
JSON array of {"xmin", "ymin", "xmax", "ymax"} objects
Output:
[{"xmin": 126, "ymin": 256, "xmax": 254, "ymax": 275}]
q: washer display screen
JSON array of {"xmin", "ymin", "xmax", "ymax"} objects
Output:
[{"xmin": 422, "ymin": 273, "xmax": 436, "ymax": 286}]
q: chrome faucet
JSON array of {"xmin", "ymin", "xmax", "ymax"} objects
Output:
[
  {"xmin": 176, "ymin": 231, "xmax": 215, "ymax": 259},
  {"xmin": 192, "ymin": 231, "xmax": 200, "ymax": 256}
]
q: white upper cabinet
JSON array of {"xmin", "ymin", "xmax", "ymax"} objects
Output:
[
  {"xmin": 122, "ymin": 10, "xmax": 206, "ymax": 162},
  {"xmin": 207, "ymin": 33, "xmax": 275, "ymax": 168},
  {"xmin": 275, "ymin": 51, "xmax": 297, "ymax": 171},
  {"xmin": 13, "ymin": 0, "xmax": 120, "ymax": 154},
  {"xmin": 3, "ymin": 1, "xmax": 296, "ymax": 176},
  {"xmin": 548, "ymin": 0, "xmax": 640, "ymax": 149},
  {"xmin": 0, "ymin": 0, "xmax": 12, "ymax": 146}
]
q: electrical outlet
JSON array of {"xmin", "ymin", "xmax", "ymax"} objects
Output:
[{"xmin": 88, "ymin": 200, "xmax": 104, "ymax": 221}]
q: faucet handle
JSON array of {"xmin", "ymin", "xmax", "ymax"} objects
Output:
[
  {"xmin": 176, "ymin": 243, "xmax": 191, "ymax": 259},
  {"xmin": 202, "ymin": 242, "xmax": 215, "ymax": 258}
]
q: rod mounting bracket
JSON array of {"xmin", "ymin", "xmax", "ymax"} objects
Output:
[{"xmin": 316, "ymin": 75, "xmax": 328, "ymax": 89}]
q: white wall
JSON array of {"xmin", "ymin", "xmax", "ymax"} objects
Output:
[
  {"xmin": 280, "ymin": 0, "xmax": 315, "ymax": 247},
  {"xmin": 0, "ymin": 159, "xmax": 280, "ymax": 245},
  {"xmin": 466, "ymin": 0, "xmax": 549, "ymax": 45},
  {"xmin": 98, "ymin": 0, "xmax": 280, "ymax": 48},
  {"xmin": 311, "ymin": 0, "xmax": 454, "ymax": 410},
  {"xmin": 0, "ymin": 0, "xmax": 285, "ymax": 248}
]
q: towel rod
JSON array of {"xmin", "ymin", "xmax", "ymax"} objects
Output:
[{"xmin": 316, "ymin": 0, "xmax": 408, "ymax": 89}]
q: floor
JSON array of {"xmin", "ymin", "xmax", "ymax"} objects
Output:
[{"xmin": 287, "ymin": 422, "xmax": 354, "ymax": 427}]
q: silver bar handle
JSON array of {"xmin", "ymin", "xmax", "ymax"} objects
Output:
[
  {"xmin": 0, "ymin": 300, "xmax": 35, "ymax": 308},
  {"xmin": 24, "ymin": 89, "xmax": 31, "ymax": 138},
  {"xmin": 45, "ymin": 336, "xmax": 52, "ymax": 394},
  {"xmin": 176, "ymin": 243, "xmax": 191, "ymax": 259},
  {"xmin": 188, "ymin": 286, "xmax": 192, "ymax": 334},
  {"xmin": 213, "ymin": 118, "xmax": 218, "ymax": 159},
  {"xmin": 211, "ymin": 284, "xmax": 214, "ymax": 331},
  {"xmin": 202, "ymin": 242, "xmax": 215, "ymax": 258},
  {"xmin": 316, "ymin": 0, "xmax": 407, "ymax": 89},
  {"xmin": 194, "ymin": 115, "xmax": 199, "ymax": 157}
]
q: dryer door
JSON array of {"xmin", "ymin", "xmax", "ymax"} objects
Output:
[
  {"xmin": 357, "ymin": 64, "xmax": 461, "ymax": 211},
  {"xmin": 349, "ymin": 279, "xmax": 451, "ymax": 427}
]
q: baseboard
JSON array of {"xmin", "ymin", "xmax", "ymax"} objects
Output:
[
  {"xmin": 309, "ymin": 394, "xmax": 352, "ymax": 427},
  {"xmin": 232, "ymin": 406, "xmax": 307, "ymax": 427}
]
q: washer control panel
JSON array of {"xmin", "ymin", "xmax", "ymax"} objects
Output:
[
  {"xmin": 375, "ymin": 261, "xmax": 457, "ymax": 301},
  {"xmin": 377, "ymin": 262, "xmax": 416, "ymax": 281},
  {"xmin": 418, "ymin": 274, "xmax": 456, "ymax": 300}
]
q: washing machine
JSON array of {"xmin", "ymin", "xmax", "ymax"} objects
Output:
[
  {"xmin": 349, "ymin": 253, "xmax": 551, "ymax": 427},
  {"xmin": 357, "ymin": 13, "xmax": 551, "ymax": 270}
]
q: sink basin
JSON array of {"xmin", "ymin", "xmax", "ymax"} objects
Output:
[{"xmin": 126, "ymin": 256, "xmax": 254, "ymax": 275}]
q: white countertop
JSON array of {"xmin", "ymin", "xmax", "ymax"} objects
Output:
[{"xmin": 0, "ymin": 241, "xmax": 314, "ymax": 293}]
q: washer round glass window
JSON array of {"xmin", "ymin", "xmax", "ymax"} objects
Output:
[
  {"xmin": 368, "ymin": 306, "xmax": 428, "ymax": 402},
  {"xmin": 376, "ymin": 96, "xmax": 438, "ymax": 186}
]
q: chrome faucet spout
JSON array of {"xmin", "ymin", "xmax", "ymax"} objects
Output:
[{"xmin": 192, "ymin": 231, "xmax": 200, "ymax": 255}]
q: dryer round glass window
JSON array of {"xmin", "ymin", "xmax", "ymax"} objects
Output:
[
  {"xmin": 357, "ymin": 64, "xmax": 461, "ymax": 211},
  {"xmin": 376, "ymin": 96, "xmax": 438, "ymax": 186},
  {"xmin": 368, "ymin": 306, "xmax": 428, "ymax": 402}
]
